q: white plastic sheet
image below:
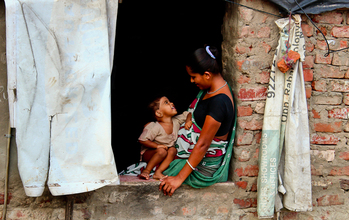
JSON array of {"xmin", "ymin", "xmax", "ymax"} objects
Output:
[
  {"xmin": 257, "ymin": 15, "xmax": 312, "ymax": 218},
  {"xmin": 5, "ymin": 0, "xmax": 119, "ymax": 197}
]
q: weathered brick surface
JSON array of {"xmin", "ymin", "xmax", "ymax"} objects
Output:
[{"xmin": 224, "ymin": 5, "xmax": 349, "ymax": 219}]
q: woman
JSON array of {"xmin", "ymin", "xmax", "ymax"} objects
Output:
[{"xmin": 159, "ymin": 45, "xmax": 237, "ymax": 196}]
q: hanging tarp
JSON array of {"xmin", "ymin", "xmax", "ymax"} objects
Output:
[
  {"xmin": 269, "ymin": 0, "xmax": 349, "ymax": 15},
  {"xmin": 257, "ymin": 15, "xmax": 312, "ymax": 218},
  {"xmin": 5, "ymin": 0, "xmax": 119, "ymax": 197}
]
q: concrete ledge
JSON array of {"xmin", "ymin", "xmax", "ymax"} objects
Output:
[
  {"xmin": 116, "ymin": 175, "xmax": 236, "ymax": 187},
  {"xmin": 90, "ymin": 175, "xmax": 246, "ymax": 219}
]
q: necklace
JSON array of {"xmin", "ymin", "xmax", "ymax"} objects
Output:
[{"xmin": 207, "ymin": 81, "xmax": 227, "ymax": 94}]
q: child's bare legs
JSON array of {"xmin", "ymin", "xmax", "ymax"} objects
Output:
[
  {"xmin": 140, "ymin": 148, "xmax": 168, "ymax": 180},
  {"xmin": 153, "ymin": 147, "xmax": 177, "ymax": 180}
]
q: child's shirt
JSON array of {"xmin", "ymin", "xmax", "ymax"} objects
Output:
[{"xmin": 138, "ymin": 111, "xmax": 189, "ymax": 157}]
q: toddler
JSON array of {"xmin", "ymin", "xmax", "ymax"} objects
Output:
[{"xmin": 138, "ymin": 96, "xmax": 192, "ymax": 180}]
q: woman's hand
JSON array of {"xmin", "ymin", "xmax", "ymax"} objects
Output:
[{"xmin": 159, "ymin": 175, "xmax": 183, "ymax": 196}]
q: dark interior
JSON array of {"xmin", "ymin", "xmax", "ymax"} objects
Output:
[{"xmin": 111, "ymin": 0, "xmax": 226, "ymax": 172}]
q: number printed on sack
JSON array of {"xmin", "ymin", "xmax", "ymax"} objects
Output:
[{"xmin": 267, "ymin": 72, "xmax": 275, "ymax": 98}]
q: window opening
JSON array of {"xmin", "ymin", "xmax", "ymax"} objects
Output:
[{"xmin": 111, "ymin": 0, "xmax": 226, "ymax": 173}]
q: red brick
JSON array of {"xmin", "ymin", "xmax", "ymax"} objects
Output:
[
  {"xmin": 257, "ymin": 27, "xmax": 270, "ymax": 38},
  {"xmin": 238, "ymin": 87, "xmax": 267, "ymax": 101},
  {"xmin": 312, "ymin": 109, "xmax": 321, "ymax": 119},
  {"xmin": 256, "ymin": 71, "xmax": 270, "ymax": 84},
  {"xmin": 0, "ymin": 193, "xmax": 12, "ymax": 205},
  {"xmin": 317, "ymin": 40, "xmax": 348, "ymax": 51},
  {"xmin": 301, "ymin": 23, "xmax": 313, "ymax": 37},
  {"xmin": 233, "ymin": 198, "xmax": 257, "ymax": 209},
  {"xmin": 239, "ymin": 7, "xmax": 253, "ymax": 22},
  {"xmin": 240, "ymin": 26, "xmax": 255, "ymax": 38},
  {"xmin": 331, "ymin": 26, "xmax": 349, "ymax": 38},
  {"xmin": 317, "ymin": 194, "xmax": 344, "ymax": 206},
  {"xmin": 235, "ymin": 45, "xmax": 250, "ymax": 54},
  {"xmin": 314, "ymin": 121, "xmax": 342, "ymax": 133},
  {"xmin": 316, "ymin": 40, "xmax": 328, "ymax": 50},
  {"xmin": 329, "ymin": 166, "xmax": 349, "ymax": 176},
  {"xmin": 315, "ymin": 66, "xmax": 344, "ymax": 78},
  {"xmin": 238, "ymin": 118, "xmax": 263, "ymax": 130},
  {"xmin": 344, "ymin": 94, "xmax": 349, "ymax": 105},
  {"xmin": 235, "ymin": 181, "xmax": 248, "ymax": 189},
  {"xmin": 315, "ymin": 53, "xmax": 332, "ymax": 64},
  {"xmin": 250, "ymin": 183, "xmax": 257, "ymax": 192},
  {"xmin": 328, "ymin": 108, "xmax": 349, "ymax": 119},
  {"xmin": 235, "ymin": 165, "xmax": 259, "ymax": 177},
  {"xmin": 305, "ymin": 41, "xmax": 315, "ymax": 52},
  {"xmin": 238, "ymin": 105, "xmax": 253, "ymax": 117},
  {"xmin": 316, "ymin": 26, "xmax": 328, "ymax": 36},
  {"xmin": 303, "ymin": 69, "xmax": 313, "ymax": 82},
  {"xmin": 238, "ymin": 75, "xmax": 251, "ymax": 84},
  {"xmin": 311, "ymin": 134, "xmax": 339, "ymax": 145},
  {"xmin": 261, "ymin": 42, "xmax": 271, "ymax": 53},
  {"xmin": 282, "ymin": 212, "xmax": 298, "ymax": 220},
  {"xmin": 332, "ymin": 52, "xmax": 349, "ymax": 66},
  {"xmin": 237, "ymin": 60, "xmax": 244, "ymax": 70},
  {"xmin": 346, "ymin": 69, "xmax": 349, "ymax": 79},
  {"xmin": 312, "ymin": 80, "xmax": 327, "ymax": 92},
  {"xmin": 331, "ymin": 80, "xmax": 349, "ymax": 92},
  {"xmin": 313, "ymin": 93, "xmax": 342, "ymax": 105},
  {"xmin": 252, "ymin": 148, "xmax": 259, "ymax": 159},
  {"xmin": 255, "ymin": 132, "xmax": 262, "ymax": 144},
  {"xmin": 339, "ymin": 152, "xmax": 349, "ymax": 160},
  {"xmin": 237, "ymin": 60, "xmax": 270, "ymax": 71},
  {"xmin": 311, "ymin": 164, "xmax": 323, "ymax": 176},
  {"xmin": 306, "ymin": 85, "xmax": 312, "ymax": 98},
  {"xmin": 238, "ymin": 150, "xmax": 251, "ymax": 162},
  {"xmin": 237, "ymin": 132, "xmax": 253, "ymax": 146},
  {"xmin": 313, "ymin": 11, "xmax": 344, "ymax": 24},
  {"xmin": 303, "ymin": 56, "xmax": 314, "ymax": 68}
]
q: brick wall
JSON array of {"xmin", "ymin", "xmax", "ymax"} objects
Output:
[{"xmin": 223, "ymin": 0, "xmax": 349, "ymax": 218}]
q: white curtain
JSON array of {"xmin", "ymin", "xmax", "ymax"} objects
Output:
[{"xmin": 5, "ymin": 0, "xmax": 119, "ymax": 197}]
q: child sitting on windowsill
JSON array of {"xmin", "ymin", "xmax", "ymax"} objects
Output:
[{"xmin": 138, "ymin": 96, "xmax": 192, "ymax": 180}]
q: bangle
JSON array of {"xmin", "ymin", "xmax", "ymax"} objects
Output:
[{"xmin": 186, "ymin": 160, "xmax": 198, "ymax": 171}]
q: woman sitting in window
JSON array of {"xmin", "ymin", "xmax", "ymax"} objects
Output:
[{"xmin": 159, "ymin": 45, "xmax": 237, "ymax": 196}]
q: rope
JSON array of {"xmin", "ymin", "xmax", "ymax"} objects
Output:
[{"xmin": 224, "ymin": 0, "xmax": 283, "ymax": 18}]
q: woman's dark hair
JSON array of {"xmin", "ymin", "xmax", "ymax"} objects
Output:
[{"xmin": 186, "ymin": 45, "xmax": 222, "ymax": 75}]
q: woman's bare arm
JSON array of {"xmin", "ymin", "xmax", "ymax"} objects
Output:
[{"xmin": 159, "ymin": 115, "xmax": 221, "ymax": 196}]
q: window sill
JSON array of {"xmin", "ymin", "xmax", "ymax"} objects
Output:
[{"xmin": 112, "ymin": 175, "xmax": 235, "ymax": 187}]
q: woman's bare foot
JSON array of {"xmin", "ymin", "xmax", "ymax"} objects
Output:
[
  {"xmin": 139, "ymin": 170, "xmax": 150, "ymax": 180},
  {"xmin": 152, "ymin": 171, "xmax": 166, "ymax": 180}
]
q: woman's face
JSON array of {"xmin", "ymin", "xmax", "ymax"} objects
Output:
[{"xmin": 186, "ymin": 66, "xmax": 210, "ymax": 90}]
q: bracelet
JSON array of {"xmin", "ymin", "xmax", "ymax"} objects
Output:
[{"xmin": 186, "ymin": 160, "xmax": 198, "ymax": 171}]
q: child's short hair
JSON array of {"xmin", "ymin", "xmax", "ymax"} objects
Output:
[{"xmin": 148, "ymin": 97, "xmax": 162, "ymax": 119}]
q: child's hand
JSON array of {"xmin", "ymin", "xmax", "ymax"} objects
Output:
[
  {"xmin": 157, "ymin": 144, "xmax": 168, "ymax": 150},
  {"xmin": 184, "ymin": 121, "xmax": 192, "ymax": 130}
]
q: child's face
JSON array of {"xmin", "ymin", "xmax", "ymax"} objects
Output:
[{"xmin": 158, "ymin": 97, "xmax": 177, "ymax": 117}]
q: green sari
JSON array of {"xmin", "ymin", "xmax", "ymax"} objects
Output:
[{"xmin": 164, "ymin": 86, "xmax": 237, "ymax": 188}]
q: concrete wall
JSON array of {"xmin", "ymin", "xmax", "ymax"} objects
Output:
[{"xmin": 1, "ymin": 0, "xmax": 349, "ymax": 219}]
